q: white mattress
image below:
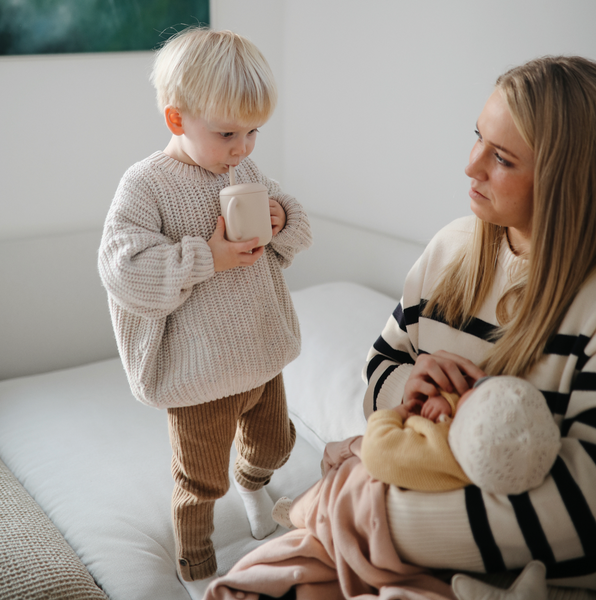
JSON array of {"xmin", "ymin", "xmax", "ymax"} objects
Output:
[{"xmin": 0, "ymin": 282, "xmax": 396, "ymax": 599}]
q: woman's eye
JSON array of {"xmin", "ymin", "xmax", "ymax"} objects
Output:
[
  {"xmin": 494, "ymin": 152, "xmax": 512, "ymax": 167},
  {"xmin": 474, "ymin": 128, "xmax": 482, "ymax": 141}
]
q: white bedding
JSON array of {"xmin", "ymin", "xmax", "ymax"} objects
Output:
[{"xmin": 0, "ymin": 282, "xmax": 396, "ymax": 600}]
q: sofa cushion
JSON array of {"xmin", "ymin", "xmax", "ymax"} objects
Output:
[{"xmin": 0, "ymin": 458, "xmax": 108, "ymax": 600}]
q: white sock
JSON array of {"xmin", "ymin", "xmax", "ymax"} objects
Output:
[
  {"xmin": 233, "ymin": 479, "xmax": 277, "ymax": 540},
  {"xmin": 272, "ymin": 496, "xmax": 294, "ymax": 529},
  {"xmin": 177, "ymin": 572, "xmax": 218, "ymax": 600}
]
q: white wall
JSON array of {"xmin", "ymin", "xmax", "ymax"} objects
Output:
[
  {"xmin": 0, "ymin": 51, "xmax": 168, "ymax": 240},
  {"xmin": 1, "ymin": 1, "xmax": 595, "ymax": 246},
  {"xmin": 277, "ymin": 0, "xmax": 596, "ymax": 244}
]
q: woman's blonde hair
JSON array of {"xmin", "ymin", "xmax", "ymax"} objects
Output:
[
  {"xmin": 423, "ymin": 56, "xmax": 596, "ymax": 376},
  {"xmin": 151, "ymin": 27, "xmax": 277, "ymax": 125}
]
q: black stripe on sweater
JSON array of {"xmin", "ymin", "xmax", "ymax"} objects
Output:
[
  {"xmin": 392, "ymin": 303, "xmax": 408, "ymax": 333},
  {"xmin": 580, "ymin": 440, "xmax": 596, "ymax": 467},
  {"xmin": 545, "ymin": 334, "xmax": 590, "ymax": 371},
  {"xmin": 541, "ymin": 390, "xmax": 570, "ymax": 416},
  {"xmin": 546, "ymin": 555, "xmax": 596, "ymax": 579},
  {"xmin": 366, "ymin": 353, "xmax": 387, "ymax": 383},
  {"xmin": 371, "ymin": 336, "xmax": 415, "ymax": 369},
  {"xmin": 574, "ymin": 372, "xmax": 596, "ymax": 392},
  {"xmin": 403, "ymin": 304, "xmax": 421, "ymax": 327},
  {"xmin": 418, "ymin": 300, "xmax": 500, "ymax": 343},
  {"xmin": 373, "ymin": 365, "xmax": 398, "ymax": 412},
  {"xmin": 464, "ymin": 486, "xmax": 506, "ymax": 572},
  {"xmin": 551, "ymin": 456, "xmax": 596, "ymax": 557},
  {"xmin": 561, "ymin": 407, "xmax": 596, "ymax": 437},
  {"xmin": 509, "ymin": 493, "xmax": 556, "ymax": 566}
]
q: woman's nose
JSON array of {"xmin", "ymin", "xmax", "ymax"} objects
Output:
[{"xmin": 465, "ymin": 142, "xmax": 486, "ymax": 180}]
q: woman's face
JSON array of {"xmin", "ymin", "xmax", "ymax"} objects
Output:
[{"xmin": 465, "ymin": 90, "xmax": 535, "ymax": 254}]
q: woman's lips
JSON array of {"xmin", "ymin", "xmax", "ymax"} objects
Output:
[{"xmin": 469, "ymin": 187, "xmax": 488, "ymax": 201}]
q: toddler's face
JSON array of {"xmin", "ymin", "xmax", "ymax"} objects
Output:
[{"xmin": 175, "ymin": 113, "xmax": 263, "ymax": 174}]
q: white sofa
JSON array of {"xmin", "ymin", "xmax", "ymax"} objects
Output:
[
  {"xmin": 1, "ymin": 217, "xmax": 595, "ymax": 600},
  {"xmin": 0, "ymin": 217, "xmax": 407, "ymax": 599}
]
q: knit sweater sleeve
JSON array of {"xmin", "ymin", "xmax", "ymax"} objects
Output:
[
  {"xmin": 362, "ymin": 219, "xmax": 473, "ymax": 418},
  {"xmin": 98, "ymin": 164, "xmax": 215, "ymax": 319},
  {"xmin": 361, "ymin": 410, "xmax": 470, "ymax": 491},
  {"xmin": 246, "ymin": 162, "xmax": 312, "ymax": 268}
]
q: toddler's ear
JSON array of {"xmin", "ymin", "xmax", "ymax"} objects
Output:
[{"xmin": 164, "ymin": 106, "xmax": 184, "ymax": 136}]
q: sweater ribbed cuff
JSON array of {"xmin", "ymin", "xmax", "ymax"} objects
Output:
[
  {"xmin": 186, "ymin": 237, "xmax": 215, "ymax": 284},
  {"xmin": 269, "ymin": 195, "xmax": 313, "ymax": 254},
  {"xmin": 376, "ymin": 363, "xmax": 414, "ymax": 410}
]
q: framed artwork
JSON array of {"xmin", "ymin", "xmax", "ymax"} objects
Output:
[{"xmin": 0, "ymin": 0, "xmax": 210, "ymax": 56}]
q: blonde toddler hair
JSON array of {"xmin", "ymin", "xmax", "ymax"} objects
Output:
[{"xmin": 151, "ymin": 27, "xmax": 277, "ymax": 125}]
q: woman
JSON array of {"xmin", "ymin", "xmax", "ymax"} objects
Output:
[{"xmin": 364, "ymin": 55, "xmax": 596, "ymax": 588}]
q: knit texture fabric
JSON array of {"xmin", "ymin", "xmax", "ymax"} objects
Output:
[
  {"xmin": 0, "ymin": 459, "xmax": 108, "ymax": 600},
  {"xmin": 98, "ymin": 153, "xmax": 312, "ymax": 408},
  {"xmin": 449, "ymin": 376, "xmax": 561, "ymax": 495},
  {"xmin": 362, "ymin": 409, "xmax": 472, "ymax": 491},
  {"xmin": 168, "ymin": 374, "xmax": 295, "ymax": 581}
]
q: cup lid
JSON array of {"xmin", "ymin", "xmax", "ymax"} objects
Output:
[{"xmin": 220, "ymin": 182, "xmax": 267, "ymax": 196}]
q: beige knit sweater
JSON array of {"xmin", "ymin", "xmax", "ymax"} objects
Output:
[{"xmin": 98, "ymin": 152, "xmax": 312, "ymax": 408}]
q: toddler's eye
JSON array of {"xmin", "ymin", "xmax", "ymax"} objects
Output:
[
  {"xmin": 220, "ymin": 132, "xmax": 234, "ymax": 139},
  {"xmin": 249, "ymin": 128, "xmax": 260, "ymax": 135}
]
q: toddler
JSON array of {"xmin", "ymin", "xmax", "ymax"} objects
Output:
[{"xmin": 98, "ymin": 27, "xmax": 312, "ymax": 581}]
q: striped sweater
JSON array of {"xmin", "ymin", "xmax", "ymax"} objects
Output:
[{"xmin": 363, "ymin": 216, "xmax": 596, "ymax": 589}]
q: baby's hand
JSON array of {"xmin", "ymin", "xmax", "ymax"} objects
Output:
[
  {"xmin": 393, "ymin": 399, "xmax": 423, "ymax": 421},
  {"xmin": 269, "ymin": 199, "xmax": 287, "ymax": 236},
  {"xmin": 208, "ymin": 216, "xmax": 264, "ymax": 272},
  {"xmin": 421, "ymin": 395, "xmax": 452, "ymax": 423}
]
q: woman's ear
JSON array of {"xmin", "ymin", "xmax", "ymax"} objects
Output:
[{"xmin": 164, "ymin": 106, "xmax": 184, "ymax": 136}]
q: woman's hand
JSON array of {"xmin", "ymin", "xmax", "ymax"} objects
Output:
[{"xmin": 403, "ymin": 350, "xmax": 485, "ymax": 404}]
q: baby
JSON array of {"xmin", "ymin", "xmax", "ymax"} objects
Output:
[
  {"xmin": 364, "ymin": 375, "xmax": 561, "ymax": 495},
  {"xmin": 273, "ymin": 376, "xmax": 561, "ymax": 528}
]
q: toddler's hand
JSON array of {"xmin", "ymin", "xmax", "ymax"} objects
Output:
[
  {"xmin": 269, "ymin": 198, "xmax": 287, "ymax": 236},
  {"xmin": 208, "ymin": 216, "xmax": 264, "ymax": 272}
]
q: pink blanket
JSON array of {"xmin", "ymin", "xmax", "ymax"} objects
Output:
[{"xmin": 205, "ymin": 436, "xmax": 455, "ymax": 599}]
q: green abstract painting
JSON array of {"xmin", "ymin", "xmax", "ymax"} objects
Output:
[{"xmin": 0, "ymin": 0, "xmax": 210, "ymax": 56}]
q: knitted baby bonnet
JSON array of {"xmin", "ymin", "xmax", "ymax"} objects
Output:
[{"xmin": 448, "ymin": 376, "xmax": 561, "ymax": 495}]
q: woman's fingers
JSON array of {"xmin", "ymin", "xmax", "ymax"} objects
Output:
[
  {"xmin": 433, "ymin": 350, "xmax": 486, "ymax": 393},
  {"xmin": 403, "ymin": 350, "xmax": 486, "ymax": 403}
]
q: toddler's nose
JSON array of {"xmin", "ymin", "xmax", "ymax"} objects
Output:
[{"xmin": 231, "ymin": 138, "xmax": 247, "ymax": 157}]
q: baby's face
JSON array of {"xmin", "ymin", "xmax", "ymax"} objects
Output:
[
  {"xmin": 175, "ymin": 113, "xmax": 263, "ymax": 174},
  {"xmin": 456, "ymin": 387, "xmax": 475, "ymax": 411}
]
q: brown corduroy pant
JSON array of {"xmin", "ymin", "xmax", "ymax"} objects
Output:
[{"xmin": 167, "ymin": 373, "xmax": 296, "ymax": 581}]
